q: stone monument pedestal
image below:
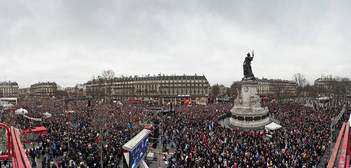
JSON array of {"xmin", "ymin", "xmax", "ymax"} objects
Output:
[{"xmin": 229, "ymin": 80, "xmax": 270, "ymax": 128}]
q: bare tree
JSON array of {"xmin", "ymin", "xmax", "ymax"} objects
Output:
[
  {"xmin": 339, "ymin": 77, "xmax": 350, "ymax": 100},
  {"xmin": 102, "ymin": 70, "xmax": 115, "ymax": 101},
  {"xmin": 314, "ymin": 75, "xmax": 350, "ymax": 99},
  {"xmin": 56, "ymin": 90, "xmax": 68, "ymax": 98},
  {"xmin": 304, "ymin": 84, "xmax": 318, "ymax": 97},
  {"xmin": 293, "ymin": 73, "xmax": 309, "ymax": 96},
  {"xmin": 90, "ymin": 76, "xmax": 98, "ymax": 99},
  {"xmin": 272, "ymin": 82, "xmax": 283, "ymax": 99},
  {"xmin": 102, "ymin": 70, "xmax": 115, "ymax": 79},
  {"xmin": 211, "ymin": 84, "xmax": 220, "ymax": 98},
  {"xmin": 226, "ymin": 88, "xmax": 232, "ymax": 97},
  {"xmin": 91, "ymin": 75, "xmax": 105, "ymax": 101},
  {"xmin": 331, "ymin": 76, "xmax": 350, "ymax": 100},
  {"xmin": 271, "ymin": 82, "xmax": 291, "ymax": 99},
  {"xmin": 0, "ymin": 112, "xmax": 17, "ymax": 150},
  {"xmin": 320, "ymin": 75, "xmax": 338, "ymax": 98},
  {"xmin": 230, "ymin": 82, "xmax": 242, "ymax": 97}
]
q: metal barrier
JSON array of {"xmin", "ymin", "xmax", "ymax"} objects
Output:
[
  {"xmin": 330, "ymin": 106, "xmax": 346, "ymax": 142},
  {"xmin": 319, "ymin": 142, "xmax": 335, "ymax": 167},
  {"xmin": 346, "ymin": 155, "xmax": 350, "ymax": 168},
  {"xmin": 327, "ymin": 122, "xmax": 346, "ymax": 168},
  {"xmin": 11, "ymin": 126, "xmax": 31, "ymax": 168},
  {"xmin": 0, "ymin": 123, "xmax": 11, "ymax": 159},
  {"xmin": 338, "ymin": 122, "xmax": 350, "ymax": 168},
  {"xmin": 0, "ymin": 123, "xmax": 31, "ymax": 168},
  {"xmin": 327, "ymin": 121, "xmax": 351, "ymax": 168}
]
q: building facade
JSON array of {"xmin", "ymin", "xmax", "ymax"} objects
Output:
[
  {"xmin": 30, "ymin": 82, "xmax": 57, "ymax": 97},
  {"xmin": 64, "ymin": 84, "xmax": 86, "ymax": 98},
  {"xmin": 257, "ymin": 78, "xmax": 297, "ymax": 98},
  {"xmin": 314, "ymin": 77, "xmax": 351, "ymax": 98},
  {"xmin": 19, "ymin": 88, "xmax": 30, "ymax": 98},
  {"xmin": 85, "ymin": 74, "xmax": 210, "ymax": 104},
  {"xmin": 218, "ymin": 84, "xmax": 228, "ymax": 96},
  {"xmin": 0, "ymin": 81, "xmax": 19, "ymax": 98}
]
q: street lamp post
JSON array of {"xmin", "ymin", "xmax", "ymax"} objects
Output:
[
  {"xmin": 100, "ymin": 124, "xmax": 103, "ymax": 168},
  {"xmin": 98, "ymin": 76, "xmax": 101, "ymax": 102}
]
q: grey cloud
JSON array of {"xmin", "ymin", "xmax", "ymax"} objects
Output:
[{"xmin": 0, "ymin": 0, "xmax": 349, "ymax": 88}]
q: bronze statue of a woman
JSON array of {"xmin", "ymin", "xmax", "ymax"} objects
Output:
[{"xmin": 243, "ymin": 50, "xmax": 255, "ymax": 80}]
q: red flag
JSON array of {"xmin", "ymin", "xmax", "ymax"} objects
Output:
[{"xmin": 325, "ymin": 115, "xmax": 328, "ymax": 119}]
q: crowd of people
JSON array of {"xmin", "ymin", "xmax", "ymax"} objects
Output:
[
  {"xmin": 0, "ymin": 97, "xmax": 349, "ymax": 168},
  {"xmin": 165, "ymin": 99, "xmax": 350, "ymax": 168},
  {"xmin": 4, "ymin": 98, "xmax": 146, "ymax": 168}
]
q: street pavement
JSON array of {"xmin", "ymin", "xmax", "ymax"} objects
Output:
[{"xmin": 24, "ymin": 142, "xmax": 43, "ymax": 168}]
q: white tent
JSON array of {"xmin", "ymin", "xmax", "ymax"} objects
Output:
[
  {"xmin": 43, "ymin": 112, "xmax": 52, "ymax": 118},
  {"xmin": 15, "ymin": 108, "xmax": 28, "ymax": 115},
  {"xmin": 265, "ymin": 122, "xmax": 282, "ymax": 131}
]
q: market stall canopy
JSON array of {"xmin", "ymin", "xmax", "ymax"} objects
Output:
[
  {"xmin": 15, "ymin": 108, "xmax": 28, "ymax": 115},
  {"xmin": 22, "ymin": 127, "xmax": 48, "ymax": 142},
  {"xmin": 265, "ymin": 122, "xmax": 282, "ymax": 131},
  {"xmin": 24, "ymin": 127, "xmax": 47, "ymax": 133}
]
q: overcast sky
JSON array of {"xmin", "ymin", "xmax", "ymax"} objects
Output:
[{"xmin": 0, "ymin": 0, "xmax": 350, "ymax": 88}]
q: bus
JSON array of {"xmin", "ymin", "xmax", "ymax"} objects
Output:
[
  {"xmin": 0, "ymin": 98, "xmax": 18, "ymax": 106},
  {"xmin": 0, "ymin": 98, "xmax": 19, "ymax": 113}
]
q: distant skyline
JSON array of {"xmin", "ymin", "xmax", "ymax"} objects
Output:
[{"xmin": 0, "ymin": 0, "xmax": 350, "ymax": 88}]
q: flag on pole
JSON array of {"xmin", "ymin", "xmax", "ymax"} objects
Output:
[{"xmin": 265, "ymin": 134, "xmax": 272, "ymax": 139}]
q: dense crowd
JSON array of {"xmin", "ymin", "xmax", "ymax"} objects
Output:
[
  {"xmin": 165, "ymin": 100, "xmax": 350, "ymax": 168},
  {"xmin": 5, "ymin": 98, "xmax": 146, "ymax": 168},
  {"xmin": 0, "ymin": 97, "xmax": 349, "ymax": 168}
]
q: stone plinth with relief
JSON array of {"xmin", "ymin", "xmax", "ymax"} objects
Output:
[{"xmin": 229, "ymin": 80, "xmax": 270, "ymax": 128}]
